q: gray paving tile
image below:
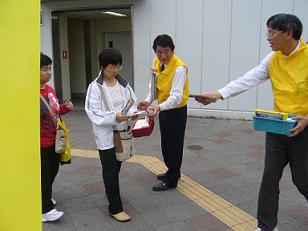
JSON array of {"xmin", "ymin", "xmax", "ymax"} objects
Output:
[
  {"xmin": 184, "ymin": 212, "xmax": 230, "ymax": 231},
  {"xmin": 90, "ymin": 193, "xmax": 109, "ymax": 207},
  {"xmin": 69, "ymin": 208, "xmax": 112, "ymax": 231},
  {"xmin": 164, "ymin": 200, "xmax": 206, "ymax": 220},
  {"xmin": 120, "ymin": 183, "xmax": 153, "ymax": 201},
  {"xmin": 129, "ymin": 195, "xmax": 165, "ymax": 213},
  {"xmin": 43, "ymin": 223, "xmax": 76, "ymax": 231},
  {"xmin": 54, "ymin": 184, "xmax": 89, "ymax": 201},
  {"xmin": 155, "ymin": 220, "xmax": 195, "ymax": 231},
  {"xmin": 236, "ymin": 199, "xmax": 258, "ymax": 217},
  {"xmin": 63, "ymin": 195, "xmax": 97, "ymax": 213},
  {"xmin": 139, "ymin": 207, "xmax": 182, "ymax": 228},
  {"xmin": 276, "ymin": 213, "xmax": 303, "ymax": 231},
  {"xmin": 109, "ymin": 214, "xmax": 155, "ymax": 231}
]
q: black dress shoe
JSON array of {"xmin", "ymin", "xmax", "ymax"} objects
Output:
[
  {"xmin": 157, "ymin": 173, "xmax": 181, "ymax": 181},
  {"xmin": 156, "ymin": 173, "xmax": 167, "ymax": 181},
  {"xmin": 152, "ymin": 182, "xmax": 176, "ymax": 191}
]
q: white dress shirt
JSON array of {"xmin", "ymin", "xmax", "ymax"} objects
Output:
[
  {"xmin": 218, "ymin": 53, "xmax": 272, "ymax": 99},
  {"xmin": 145, "ymin": 62, "xmax": 187, "ymax": 111},
  {"xmin": 218, "ymin": 41, "xmax": 300, "ymax": 99}
]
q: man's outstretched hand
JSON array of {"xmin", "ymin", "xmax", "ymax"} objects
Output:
[{"xmin": 195, "ymin": 91, "xmax": 222, "ymax": 105}]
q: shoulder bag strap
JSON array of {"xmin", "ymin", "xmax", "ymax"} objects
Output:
[
  {"xmin": 96, "ymin": 83, "xmax": 118, "ymax": 130},
  {"xmin": 96, "ymin": 83, "xmax": 111, "ymax": 111},
  {"xmin": 40, "ymin": 94, "xmax": 57, "ymax": 127}
]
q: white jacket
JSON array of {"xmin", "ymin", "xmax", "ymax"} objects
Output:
[{"xmin": 85, "ymin": 73, "xmax": 138, "ymax": 150}]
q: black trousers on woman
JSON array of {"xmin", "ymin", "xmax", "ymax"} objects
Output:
[
  {"xmin": 159, "ymin": 105, "xmax": 187, "ymax": 187},
  {"xmin": 99, "ymin": 148, "xmax": 123, "ymax": 214},
  {"xmin": 41, "ymin": 145, "xmax": 59, "ymax": 213},
  {"xmin": 257, "ymin": 128, "xmax": 308, "ymax": 230}
]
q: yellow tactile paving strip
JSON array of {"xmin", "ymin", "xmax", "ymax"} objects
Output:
[{"xmin": 71, "ymin": 149, "xmax": 257, "ymax": 230}]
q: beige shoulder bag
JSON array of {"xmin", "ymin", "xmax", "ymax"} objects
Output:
[{"xmin": 40, "ymin": 94, "xmax": 66, "ymax": 154}]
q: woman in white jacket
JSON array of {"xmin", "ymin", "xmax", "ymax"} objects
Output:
[{"xmin": 85, "ymin": 48, "xmax": 137, "ymax": 222}]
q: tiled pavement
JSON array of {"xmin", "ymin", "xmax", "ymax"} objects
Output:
[{"xmin": 44, "ymin": 110, "xmax": 308, "ymax": 231}]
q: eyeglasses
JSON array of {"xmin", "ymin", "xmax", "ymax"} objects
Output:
[
  {"xmin": 266, "ymin": 30, "xmax": 283, "ymax": 38},
  {"xmin": 156, "ymin": 49, "xmax": 172, "ymax": 56},
  {"xmin": 106, "ymin": 64, "xmax": 123, "ymax": 71}
]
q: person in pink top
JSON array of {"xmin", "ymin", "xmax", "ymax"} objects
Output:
[{"xmin": 40, "ymin": 53, "xmax": 73, "ymax": 222}]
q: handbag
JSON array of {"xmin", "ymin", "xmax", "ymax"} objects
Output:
[
  {"xmin": 40, "ymin": 94, "xmax": 70, "ymax": 160},
  {"xmin": 55, "ymin": 128, "xmax": 66, "ymax": 153},
  {"xmin": 97, "ymin": 83, "xmax": 135, "ymax": 161},
  {"xmin": 57, "ymin": 118, "xmax": 71, "ymax": 165},
  {"xmin": 131, "ymin": 116, "xmax": 154, "ymax": 138},
  {"xmin": 113, "ymin": 131, "xmax": 123, "ymax": 153},
  {"xmin": 114, "ymin": 130, "xmax": 135, "ymax": 161}
]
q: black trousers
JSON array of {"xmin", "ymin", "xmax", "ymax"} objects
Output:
[
  {"xmin": 99, "ymin": 148, "xmax": 123, "ymax": 214},
  {"xmin": 41, "ymin": 145, "xmax": 59, "ymax": 213},
  {"xmin": 159, "ymin": 105, "xmax": 187, "ymax": 187},
  {"xmin": 257, "ymin": 128, "xmax": 308, "ymax": 230}
]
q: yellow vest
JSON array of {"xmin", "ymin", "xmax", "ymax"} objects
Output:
[
  {"xmin": 269, "ymin": 39, "xmax": 308, "ymax": 116},
  {"xmin": 154, "ymin": 55, "xmax": 189, "ymax": 108}
]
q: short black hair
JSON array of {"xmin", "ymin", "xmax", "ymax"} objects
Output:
[
  {"xmin": 267, "ymin": 13, "xmax": 303, "ymax": 40},
  {"xmin": 152, "ymin": 34, "xmax": 175, "ymax": 52},
  {"xmin": 40, "ymin": 53, "xmax": 52, "ymax": 68},
  {"xmin": 98, "ymin": 48, "xmax": 122, "ymax": 69}
]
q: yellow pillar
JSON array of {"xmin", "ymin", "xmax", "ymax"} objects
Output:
[{"xmin": 0, "ymin": 1, "xmax": 41, "ymax": 231}]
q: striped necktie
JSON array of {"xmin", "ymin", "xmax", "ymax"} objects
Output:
[{"xmin": 161, "ymin": 64, "xmax": 165, "ymax": 72}]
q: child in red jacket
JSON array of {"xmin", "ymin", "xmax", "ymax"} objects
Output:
[{"xmin": 40, "ymin": 53, "xmax": 73, "ymax": 222}]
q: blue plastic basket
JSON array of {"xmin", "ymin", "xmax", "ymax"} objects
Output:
[{"xmin": 253, "ymin": 116, "xmax": 297, "ymax": 135}]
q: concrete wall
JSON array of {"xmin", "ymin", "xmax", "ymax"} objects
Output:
[
  {"xmin": 41, "ymin": 0, "xmax": 308, "ymax": 119},
  {"xmin": 59, "ymin": 15, "xmax": 71, "ymax": 100},
  {"xmin": 41, "ymin": 5, "xmax": 54, "ymax": 87},
  {"xmin": 68, "ymin": 18, "xmax": 87, "ymax": 95}
]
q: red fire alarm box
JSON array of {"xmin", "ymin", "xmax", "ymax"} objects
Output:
[{"xmin": 62, "ymin": 50, "xmax": 68, "ymax": 59}]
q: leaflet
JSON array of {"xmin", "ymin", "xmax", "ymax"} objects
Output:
[{"xmin": 133, "ymin": 119, "xmax": 150, "ymax": 129}]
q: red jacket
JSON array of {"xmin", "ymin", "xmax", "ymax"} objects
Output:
[{"xmin": 40, "ymin": 85, "xmax": 70, "ymax": 148}]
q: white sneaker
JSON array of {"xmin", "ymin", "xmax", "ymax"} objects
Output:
[
  {"xmin": 255, "ymin": 227, "xmax": 279, "ymax": 231},
  {"xmin": 42, "ymin": 209, "xmax": 64, "ymax": 222},
  {"xmin": 51, "ymin": 198, "xmax": 56, "ymax": 205}
]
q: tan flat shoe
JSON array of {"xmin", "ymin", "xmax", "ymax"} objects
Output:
[{"xmin": 110, "ymin": 211, "xmax": 131, "ymax": 222}]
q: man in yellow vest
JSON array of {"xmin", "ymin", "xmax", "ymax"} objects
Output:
[
  {"xmin": 196, "ymin": 14, "xmax": 308, "ymax": 231},
  {"xmin": 138, "ymin": 34, "xmax": 189, "ymax": 191}
]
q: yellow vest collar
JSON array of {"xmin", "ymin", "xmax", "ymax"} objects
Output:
[
  {"xmin": 276, "ymin": 39, "xmax": 307, "ymax": 58},
  {"xmin": 154, "ymin": 55, "xmax": 179, "ymax": 75}
]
